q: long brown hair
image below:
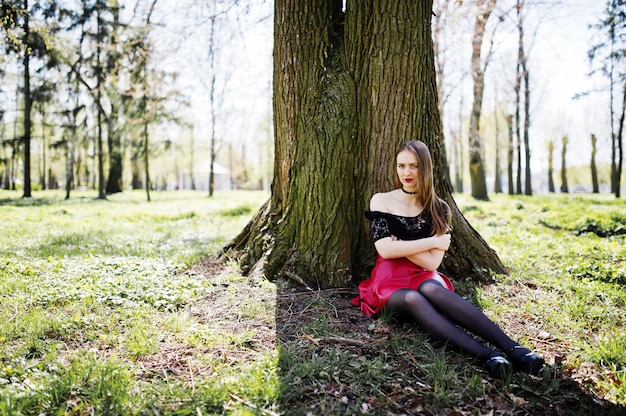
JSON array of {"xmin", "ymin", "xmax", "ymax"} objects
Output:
[{"xmin": 395, "ymin": 140, "xmax": 451, "ymax": 235}]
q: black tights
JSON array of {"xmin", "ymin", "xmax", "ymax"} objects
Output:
[{"xmin": 385, "ymin": 281, "xmax": 519, "ymax": 361}]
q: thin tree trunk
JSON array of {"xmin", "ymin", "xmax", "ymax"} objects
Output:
[
  {"xmin": 523, "ymin": 66, "xmax": 531, "ymax": 195},
  {"xmin": 506, "ymin": 113, "xmax": 514, "ymax": 194},
  {"xmin": 517, "ymin": 0, "xmax": 532, "ymax": 196},
  {"xmin": 453, "ymin": 91, "xmax": 465, "ymax": 193},
  {"xmin": 144, "ymin": 121, "xmax": 151, "ymax": 202},
  {"xmin": 514, "ymin": 53, "xmax": 523, "ymax": 194},
  {"xmin": 494, "ymin": 101, "xmax": 502, "ymax": 194},
  {"xmin": 453, "ymin": 131, "xmax": 463, "ymax": 193},
  {"xmin": 515, "ymin": 114, "xmax": 522, "ymax": 194},
  {"xmin": 208, "ymin": 17, "xmax": 217, "ymax": 197},
  {"xmin": 547, "ymin": 141, "xmax": 555, "ymax": 193},
  {"xmin": 65, "ymin": 126, "xmax": 77, "ymax": 200},
  {"xmin": 468, "ymin": 0, "xmax": 496, "ymax": 201},
  {"xmin": 22, "ymin": 0, "xmax": 32, "ymax": 198},
  {"xmin": 105, "ymin": 2, "xmax": 123, "ymax": 195},
  {"xmin": 591, "ymin": 134, "xmax": 599, "ymax": 193},
  {"xmin": 616, "ymin": 82, "xmax": 625, "ymax": 198},
  {"xmin": 189, "ymin": 126, "xmax": 196, "ymax": 190},
  {"xmin": 560, "ymin": 135, "xmax": 569, "ymax": 193},
  {"xmin": 609, "ymin": 3, "xmax": 617, "ymax": 195},
  {"xmin": 96, "ymin": 9, "xmax": 106, "ymax": 200}
]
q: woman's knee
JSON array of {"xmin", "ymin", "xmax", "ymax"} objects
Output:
[
  {"xmin": 418, "ymin": 279, "xmax": 444, "ymax": 296},
  {"xmin": 388, "ymin": 288, "xmax": 427, "ymax": 310}
]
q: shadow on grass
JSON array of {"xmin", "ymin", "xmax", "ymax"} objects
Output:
[
  {"xmin": 0, "ymin": 196, "xmax": 60, "ymax": 206},
  {"xmin": 0, "ymin": 194, "xmax": 102, "ymax": 207},
  {"xmin": 274, "ymin": 285, "xmax": 626, "ymax": 415}
]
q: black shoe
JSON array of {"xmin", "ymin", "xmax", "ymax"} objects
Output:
[
  {"xmin": 509, "ymin": 346, "xmax": 545, "ymax": 376},
  {"xmin": 485, "ymin": 355, "xmax": 513, "ymax": 379}
]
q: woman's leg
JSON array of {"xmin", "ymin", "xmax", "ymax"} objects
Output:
[
  {"xmin": 416, "ymin": 280, "xmax": 518, "ymax": 354},
  {"xmin": 385, "ymin": 288, "xmax": 500, "ymax": 361}
]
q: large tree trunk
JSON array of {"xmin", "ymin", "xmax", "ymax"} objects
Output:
[{"xmin": 227, "ymin": 0, "xmax": 505, "ymax": 288}]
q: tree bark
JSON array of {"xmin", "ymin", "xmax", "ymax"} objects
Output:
[
  {"xmin": 208, "ymin": 17, "xmax": 217, "ymax": 197},
  {"xmin": 143, "ymin": 120, "xmax": 151, "ymax": 202},
  {"xmin": 105, "ymin": 1, "xmax": 123, "ymax": 195},
  {"xmin": 513, "ymin": 2, "xmax": 523, "ymax": 197},
  {"xmin": 227, "ymin": 0, "xmax": 506, "ymax": 288},
  {"xmin": 468, "ymin": 0, "xmax": 496, "ymax": 201},
  {"xmin": 547, "ymin": 141, "xmax": 555, "ymax": 193},
  {"xmin": 560, "ymin": 135, "xmax": 569, "ymax": 193},
  {"xmin": 518, "ymin": 0, "xmax": 532, "ymax": 196},
  {"xmin": 616, "ymin": 82, "xmax": 625, "ymax": 198},
  {"xmin": 65, "ymin": 90, "xmax": 80, "ymax": 200},
  {"xmin": 506, "ymin": 113, "xmax": 515, "ymax": 195},
  {"xmin": 494, "ymin": 101, "xmax": 502, "ymax": 194},
  {"xmin": 591, "ymin": 134, "xmax": 599, "ymax": 193},
  {"xmin": 22, "ymin": 0, "xmax": 32, "ymax": 198},
  {"xmin": 96, "ymin": 8, "xmax": 106, "ymax": 200}
]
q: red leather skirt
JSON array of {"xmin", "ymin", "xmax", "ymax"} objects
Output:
[{"xmin": 352, "ymin": 255, "xmax": 454, "ymax": 317}]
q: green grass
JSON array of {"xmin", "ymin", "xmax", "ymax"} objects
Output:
[
  {"xmin": 0, "ymin": 189, "xmax": 625, "ymax": 415},
  {"xmin": 455, "ymin": 193, "xmax": 626, "ymax": 409},
  {"xmin": 0, "ymin": 189, "xmax": 274, "ymax": 415}
]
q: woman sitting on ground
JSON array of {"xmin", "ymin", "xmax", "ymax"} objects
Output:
[{"xmin": 352, "ymin": 140, "xmax": 544, "ymax": 379}]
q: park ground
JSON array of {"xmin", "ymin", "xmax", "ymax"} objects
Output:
[{"xmin": 0, "ymin": 190, "xmax": 625, "ymax": 415}]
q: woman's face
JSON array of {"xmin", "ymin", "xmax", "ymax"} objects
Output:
[{"xmin": 396, "ymin": 150, "xmax": 420, "ymax": 191}]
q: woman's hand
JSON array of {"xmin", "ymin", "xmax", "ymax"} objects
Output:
[
  {"xmin": 389, "ymin": 234, "xmax": 451, "ymax": 271},
  {"xmin": 432, "ymin": 233, "xmax": 451, "ymax": 251},
  {"xmin": 376, "ymin": 233, "xmax": 451, "ymax": 259}
]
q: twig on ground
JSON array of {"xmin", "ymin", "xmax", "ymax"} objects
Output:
[
  {"xmin": 527, "ymin": 335, "xmax": 572, "ymax": 350},
  {"xmin": 283, "ymin": 271, "xmax": 313, "ymax": 291},
  {"xmin": 301, "ymin": 333, "xmax": 367, "ymax": 347},
  {"xmin": 188, "ymin": 357, "xmax": 195, "ymax": 394}
]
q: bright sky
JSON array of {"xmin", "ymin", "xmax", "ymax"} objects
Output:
[
  {"xmin": 529, "ymin": 1, "xmax": 611, "ymax": 164},
  {"xmin": 145, "ymin": 0, "xmax": 614, "ymax": 187},
  {"xmin": 437, "ymin": 0, "xmax": 614, "ymax": 186}
]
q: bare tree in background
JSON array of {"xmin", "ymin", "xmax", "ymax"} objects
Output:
[
  {"xmin": 506, "ymin": 112, "xmax": 515, "ymax": 194},
  {"xmin": 515, "ymin": 0, "xmax": 532, "ymax": 196},
  {"xmin": 493, "ymin": 99, "xmax": 503, "ymax": 193},
  {"xmin": 547, "ymin": 140, "xmax": 555, "ymax": 193},
  {"xmin": 433, "ymin": 0, "xmax": 464, "ymax": 193},
  {"xmin": 591, "ymin": 134, "xmax": 599, "ymax": 193},
  {"xmin": 589, "ymin": 0, "xmax": 625, "ymax": 198},
  {"xmin": 560, "ymin": 135, "xmax": 569, "ymax": 193},
  {"xmin": 468, "ymin": 0, "xmax": 497, "ymax": 200},
  {"xmin": 207, "ymin": 15, "xmax": 218, "ymax": 196}
]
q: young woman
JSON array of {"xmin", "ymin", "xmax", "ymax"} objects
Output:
[{"xmin": 352, "ymin": 140, "xmax": 544, "ymax": 379}]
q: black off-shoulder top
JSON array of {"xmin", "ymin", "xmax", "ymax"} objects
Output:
[{"xmin": 365, "ymin": 210, "xmax": 433, "ymax": 242}]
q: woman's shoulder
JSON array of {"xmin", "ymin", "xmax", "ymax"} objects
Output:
[{"xmin": 369, "ymin": 190, "xmax": 399, "ymax": 212}]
